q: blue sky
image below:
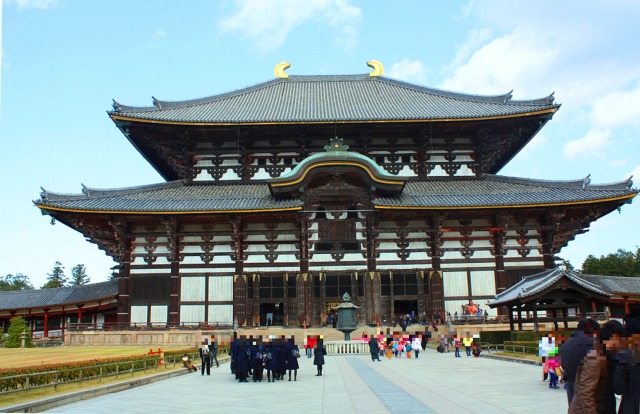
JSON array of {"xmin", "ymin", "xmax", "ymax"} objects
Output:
[{"xmin": 1, "ymin": 0, "xmax": 639, "ymax": 288}]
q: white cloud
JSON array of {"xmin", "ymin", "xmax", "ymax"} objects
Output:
[
  {"xmin": 439, "ymin": 28, "xmax": 557, "ymax": 96},
  {"xmin": 386, "ymin": 59, "xmax": 427, "ymax": 84},
  {"xmin": 218, "ymin": 0, "xmax": 361, "ymax": 52},
  {"xmin": 590, "ymin": 85, "xmax": 640, "ymax": 129},
  {"xmin": 8, "ymin": 0, "xmax": 61, "ymax": 10},
  {"xmin": 563, "ymin": 129, "xmax": 611, "ymax": 160},
  {"xmin": 608, "ymin": 159, "xmax": 628, "ymax": 168},
  {"xmin": 153, "ymin": 28, "xmax": 166, "ymax": 39}
]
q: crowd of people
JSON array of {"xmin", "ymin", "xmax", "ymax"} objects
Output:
[
  {"xmin": 226, "ymin": 335, "xmax": 327, "ymax": 383},
  {"xmin": 538, "ymin": 306, "xmax": 640, "ymax": 414}
]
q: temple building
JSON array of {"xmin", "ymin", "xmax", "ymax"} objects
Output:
[{"xmin": 35, "ymin": 61, "xmax": 638, "ymax": 328}]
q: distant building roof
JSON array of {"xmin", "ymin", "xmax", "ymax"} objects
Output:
[
  {"xmin": 36, "ymin": 175, "xmax": 636, "ymax": 214},
  {"xmin": 0, "ymin": 280, "xmax": 118, "ymax": 312},
  {"xmin": 109, "ymin": 74, "xmax": 559, "ymax": 124},
  {"xmin": 488, "ymin": 268, "xmax": 611, "ymax": 307},
  {"xmin": 579, "ymin": 274, "xmax": 640, "ymax": 297}
]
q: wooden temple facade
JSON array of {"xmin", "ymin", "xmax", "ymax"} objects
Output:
[{"xmin": 35, "ymin": 62, "xmax": 638, "ymax": 328}]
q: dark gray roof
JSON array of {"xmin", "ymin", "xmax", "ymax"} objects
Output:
[
  {"xmin": 489, "ymin": 268, "xmax": 611, "ymax": 307},
  {"xmin": 109, "ymin": 74, "xmax": 558, "ymax": 124},
  {"xmin": 375, "ymin": 175, "xmax": 636, "ymax": 208},
  {"xmin": 36, "ymin": 175, "xmax": 636, "ymax": 213},
  {"xmin": 579, "ymin": 274, "xmax": 640, "ymax": 296},
  {"xmin": 37, "ymin": 181, "xmax": 302, "ymax": 213},
  {"xmin": 0, "ymin": 281, "xmax": 118, "ymax": 311}
]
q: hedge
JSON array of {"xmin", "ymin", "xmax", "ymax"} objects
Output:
[
  {"xmin": 479, "ymin": 331, "xmax": 511, "ymax": 344},
  {"xmin": 0, "ymin": 348, "xmax": 199, "ymax": 393}
]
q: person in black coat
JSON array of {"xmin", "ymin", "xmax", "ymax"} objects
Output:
[
  {"xmin": 199, "ymin": 346, "xmax": 211, "ymax": 376},
  {"xmin": 235, "ymin": 339, "xmax": 250, "ymax": 383},
  {"xmin": 613, "ymin": 309, "xmax": 640, "ymax": 414},
  {"xmin": 368, "ymin": 337, "xmax": 380, "ymax": 361},
  {"xmin": 274, "ymin": 338, "xmax": 287, "ymax": 381},
  {"xmin": 286, "ymin": 340, "xmax": 300, "ymax": 381},
  {"xmin": 314, "ymin": 339, "xmax": 326, "ymax": 376},
  {"xmin": 559, "ymin": 318, "xmax": 599, "ymax": 405},
  {"xmin": 264, "ymin": 341, "xmax": 275, "ymax": 382}
]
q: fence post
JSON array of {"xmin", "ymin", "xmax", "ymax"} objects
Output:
[
  {"xmin": 131, "ymin": 362, "xmax": 135, "ymax": 376},
  {"xmin": 25, "ymin": 374, "xmax": 30, "ymax": 394},
  {"xmin": 99, "ymin": 366, "xmax": 103, "ymax": 383},
  {"xmin": 79, "ymin": 367, "xmax": 83, "ymax": 387}
]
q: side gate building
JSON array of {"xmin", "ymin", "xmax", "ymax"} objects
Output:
[{"xmin": 35, "ymin": 62, "xmax": 638, "ymax": 328}]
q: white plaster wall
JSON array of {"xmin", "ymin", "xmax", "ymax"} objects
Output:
[
  {"xmin": 208, "ymin": 276, "xmax": 233, "ymax": 301},
  {"xmin": 208, "ymin": 305, "xmax": 233, "ymax": 324},
  {"xmin": 443, "ymin": 271, "xmax": 469, "ymax": 296},
  {"xmin": 470, "ymin": 270, "xmax": 496, "ymax": 296},
  {"xmin": 150, "ymin": 305, "xmax": 168, "ymax": 324},
  {"xmin": 180, "ymin": 305, "xmax": 204, "ymax": 325},
  {"xmin": 181, "ymin": 277, "xmax": 206, "ymax": 301},
  {"xmin": 131, "ymin": 306, "xmax": 148, "ymax": 324}
]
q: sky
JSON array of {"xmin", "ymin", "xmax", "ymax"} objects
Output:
[{"xmin": 1, "ymin": 0, "xmax": 639, "ymax": 289}]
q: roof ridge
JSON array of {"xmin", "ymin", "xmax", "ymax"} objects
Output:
[
  {"xmin": 110, "ymin": 73, "xmax": 560, "ymax": 114},
  {"xmin": 39, "ymin": 181, "xmax": 185, "ymax": 202},
  {"xmin": 484, "ymin": 174, "xmax": 635, "ymax": 190}
]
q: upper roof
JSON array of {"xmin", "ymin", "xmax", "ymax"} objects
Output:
[
  {"xmin": 35, "ymin": 174, "xmax": 636, "ymax": 214},
  {"xmin": 0, "ymin": 280, "xmax": 118, "ymax": 312},
  {"xmin": 488, "ymin": 268, "xmax": 611, "ymax": 307},
  {"xmin": 109, "ymin": 74, "xmax": 559, "ymax": 124}
]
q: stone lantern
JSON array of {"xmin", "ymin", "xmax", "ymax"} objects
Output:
[{"xmin": 332, "ymin": 292, "xmax": 360, "ymax": 340}]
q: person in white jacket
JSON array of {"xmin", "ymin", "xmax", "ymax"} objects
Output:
[{"xmin": 411, "ymin": 335, "xmax": 422, "ymax": 359}]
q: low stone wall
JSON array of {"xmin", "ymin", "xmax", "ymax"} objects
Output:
[{"xmin": 64, "ymin": 330, "xmax": 234, "ymax": 347}]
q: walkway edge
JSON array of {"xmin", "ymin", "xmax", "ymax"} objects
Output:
[
  {"xmin": 481, "ymin": 354, "xmax": 541, "ymax": 366},
  {"xmin": 2, "ymin": 359, "xmax": 229, "ymax": 413}
]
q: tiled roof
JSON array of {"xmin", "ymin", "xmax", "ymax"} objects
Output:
[
  {"xmin": 109, "ymin": 74, "xmax": 558, "ymax": 124},
  {"xmin": 0, "ymin": 281, "xmax": 118, "ymax": 311},
  {"xmin": 37, "ymin": 181, "xmax": 302, "ymax": 213},
  {"xmin": 375, "ymin": 175, "xmax": 636, "ymax": 208},
  {"xmin": 489, "ymin": 269, "xmax": 611, "ymax": 307},
  {"xmin": 579, "ymin": 274, "xmax": 640, "ymax": 296},
  {"xmin": 36, "ymin": 175, "xmax": 636, "ymax": 213}
]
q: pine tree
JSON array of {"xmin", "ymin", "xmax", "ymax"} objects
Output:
[
  {"xmin": 42, "ymin": 261, "xmax": 68, "ymax": 288},
  {"xmin": 0, "ymin": 273, "xmax": 34, "ymax": 291},
  {"xmin": 6, "ymin": 316, "xmax": 32, "ymax": 348},
  {"xmin": 70, "ymin": 264, "xmax": 90, "ymax": 285}
]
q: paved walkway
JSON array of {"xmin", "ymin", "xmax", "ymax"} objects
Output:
[{"xmin": 51, "ymin": 349, "xmax": 567, "ymax": 414}]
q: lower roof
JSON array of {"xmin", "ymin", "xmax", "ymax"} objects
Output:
[
  {"xmin": 35, "ymin": 174, "xmax": 636, "ymax": 214},
  {"xmin": 0, "ymin": 281, "xmax": 118, "ymax": 312}
]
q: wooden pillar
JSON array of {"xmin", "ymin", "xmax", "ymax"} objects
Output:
[
  {"xmin": 533, "ymin": 303, "xmax": 539, "ymax": 332},
  {"xmin": 553, "ymin": 309, "xmax": 559, "ymax": 330},
  {"xmin": 43, "ymin": 309, "xmax": 49, "ymax": 338},
  {"xmin": 296, "ymin": 273, "xmax": 311, "ymax": 326},
  {"xmin": 319, "ymin": 272, "xmax": 326, "ymax": 325},
  {"xmin": 77, "ymin": 305, "xmax": 83, "ymax": 325},
  {"xmin": 117, "ymin": 238, "xmax": 132, "ymax": 326},
  {"xmin": 168, "ymin": 259, "xmax": 180, "ymax": 326},
  {"xmin": 562, "ymin": 308, "xmax": 568, "ymax": 329},
  {"xmin": 253, "ymin": 274, "xmax": 260, "ymax": 326},
  {"xmin": 233, "ymin": 275, "xmax": 248, "ymax": 326},
  {"xmin": 363, "ymin": 272, "xmax": 381, "ymax": 324},
  {"xmin": 283, "ymin": 274, "xmax": 289, "ymax": 326},
  {"xmin": 508, "ymin": 307, "xmax": 514, "ymax": 331},
  {"xmin": 429, "ymin": 270, "xmax": 444, "ymax": 321},
  {"xmin": 517, "ymin": 305, "xmax": 523, "ymax": 330}
]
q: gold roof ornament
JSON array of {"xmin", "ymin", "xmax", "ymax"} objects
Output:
[
  {"xmin": 367, "ymin": 60, "xmax": 384, "ymax": 77},
  {"xmin": 274, "ymin": 62, "xmax": 291, "ymax": 78}
]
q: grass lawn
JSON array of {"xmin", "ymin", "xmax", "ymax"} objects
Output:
[
  {"xmin": 0, "ymin": 346, "xmax": 186, "ymax": 370},
  {"xmin": 0, "ymin": 346, "xmax": 198, "ymax": 408}
]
